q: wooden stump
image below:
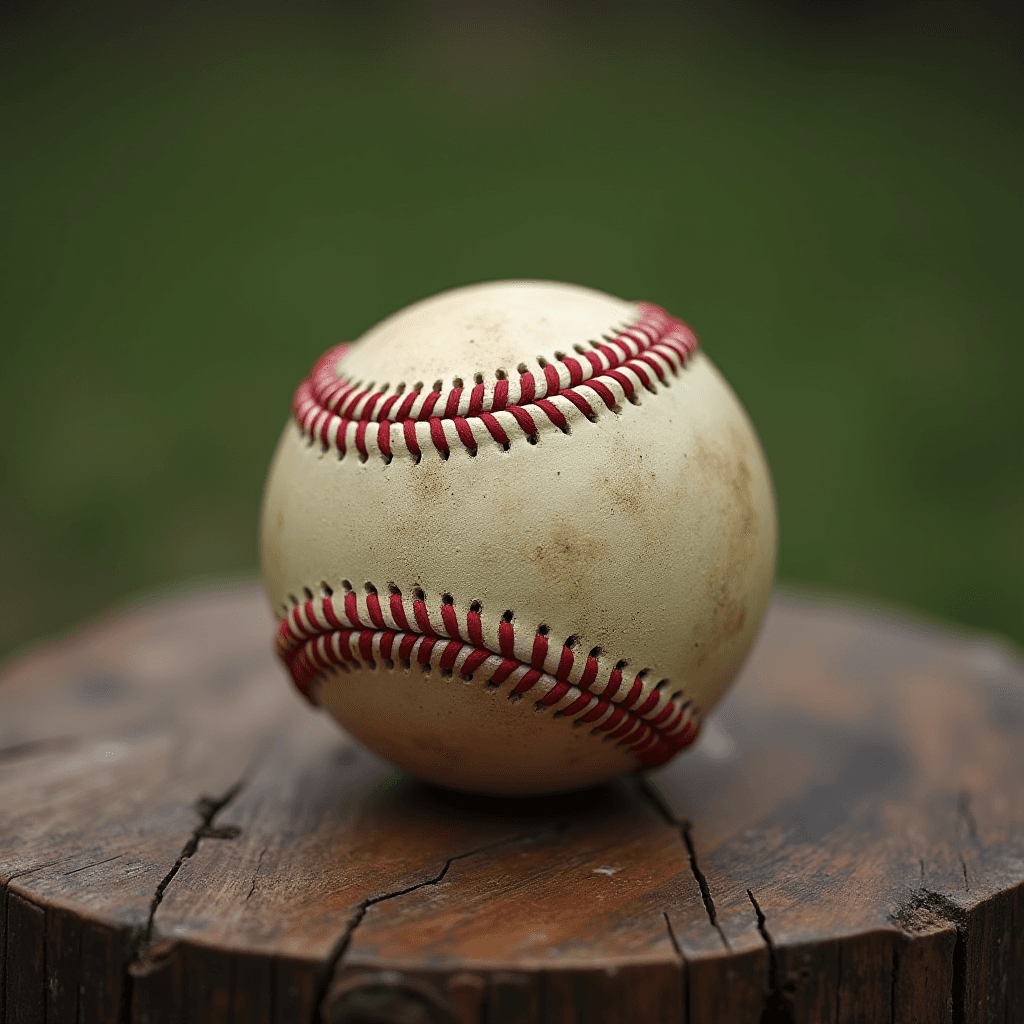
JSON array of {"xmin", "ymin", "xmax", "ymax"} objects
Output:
[{"xmin": 1, "ymin": 585, "xmax": 1021, "ymax": 1024}]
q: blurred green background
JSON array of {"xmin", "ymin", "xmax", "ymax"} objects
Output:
[{"xmin": 1, "ymin": 1, "xmax": 1021, "ymax": 661}]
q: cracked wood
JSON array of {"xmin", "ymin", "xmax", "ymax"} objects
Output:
[{"xmin": 1, "ymin": 586, "xmax": 1022, "ymax": 1024}]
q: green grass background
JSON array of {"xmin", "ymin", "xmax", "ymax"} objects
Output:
[{"xmin": 1, "ymin": 2, "xmax": 1021, "ymax": 661}]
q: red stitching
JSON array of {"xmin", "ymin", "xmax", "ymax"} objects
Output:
[
  {"xmin": 467, "ymin": 604, "xmax": 484, "ymax": 646},
  {"xmin": 292, "ymin": 303, "xmax": 699, "ymax": 462},
  {"xmin": 365, "ymin": 588, "xmax": 385, "ymax": 629},
  {"xmin": 429, "ymin": 418, "xmax": 449, "ymax": 458},
  {"xmin": 531, "ymin": 631, "xmax": 548, "ymax": 670},
  {"xmin": 555, "ymin": 644, "xmax": 574, "ymax": 681},
  {"xmin": 276, "ymin": 586, "xmax": 702, "ymax": 769},
  {"xmin": 412, "ymin": 593, "xmax": 435, "ymax": 636}
]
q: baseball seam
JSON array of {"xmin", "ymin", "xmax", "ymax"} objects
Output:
[
  {"xmin": 276, "ymin": 582, "xmax": 702, "ymax": 769},
  {"xmin": 292, "ymin": 302, "xmax": 699, "ymax": 463}
]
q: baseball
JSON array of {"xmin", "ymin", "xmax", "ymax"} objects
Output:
[{"xmin": 261, "ymin": 281, "xmax": 777, "ymax": 796}]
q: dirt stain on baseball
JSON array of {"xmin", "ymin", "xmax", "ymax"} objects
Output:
[
  {"xmin": 519, "ymin": 522, "xmax": 609, "ymax": 608},
  {"xmin": 600, "ymin": 440, "xmax": 673, "ymax": 539},
  {"xmin": 411, "ymin": 458, "xmax": 451, "ymax": 509},
  {"xmin": 689, "ymin": 426, "xmax": 759, "ymax": 668}
]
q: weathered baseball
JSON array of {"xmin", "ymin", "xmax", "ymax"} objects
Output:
[{"xmin": 261, "ymin": 281, "xmax": 777, "ymax": 796}]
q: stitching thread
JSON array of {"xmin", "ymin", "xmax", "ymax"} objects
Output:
[
  {"xmin": 276, "ymin": 584, "xmax": 701, "ymax": 769},
  {"xmin": 293, "ymin": 302, "xmax": 699, "ymax": 462}
]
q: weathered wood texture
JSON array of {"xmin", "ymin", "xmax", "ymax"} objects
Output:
[{"xmin": 1, "ymin": 585, "xmax": 1021, "ymax": 1024}]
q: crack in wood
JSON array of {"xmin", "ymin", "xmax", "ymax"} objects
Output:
[
  {"xmin": 681, "ymin": 822, "xmax": 729, "ymax": 950},
  {"xmin": 661, "ymin": 910, "xmax": 683, "ymax": 962},
  {"xmin": 1, "ymin": 856, "xmax": 58, "ymax": 1023},
  {"xmin": 746, "ymin": 888, "xmax": 794, "ymax": 1024},
  {"xmin": 141, "ymin": 786, "xmax": 244, "ymax": 948},
  {"xmin": 3, "ymin": 861, "xmax": 61, "ymax": 885},
  {"xmin": 953, "ymin": 793, "xmax": 978, "ymax": 1020},
  {"xmin": 196, "ymin": 824, "xmax": 243, "ymax": 841},
  {"xmin": 637, "ymin": 779, "xmax": 730, "ymax": 949},
  {"xmin": 886, "ymin": 794, "xmax": 982, "ymax": 1022},
  {"xmin": 637, "ymin": 777, "xmax": 676, "ymax": 827},
  {"xmin": 951, "ymin": 918, "xmax": 967, "ymax": 1024},
  {"xmin": 956, "ymin": 791, "xmax": 978, "ymax": 893},
  {"xmin": 247, "ymin": 847, "xmax": 267, "ymax": 901},
  {"xmin": 310, "ymin": 829, "xmax": 563, "ymax": 1024},
  {"xmin": 5, "ymin": 592, "xmax": 1020, "ymax": 1023},
  {"xmin": 118, "ymin": 782, "xmax": 244, "ymax": 1023},
  {"xmin": 63, "ymin": 854, "xmax": 124, "ymax": 876}
]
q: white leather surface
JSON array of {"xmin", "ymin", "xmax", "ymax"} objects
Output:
[
  {"xmin": 338, "ymin": 280, "xmax": 639, "ymax": 392},
  {"xmin": 261, "ymin": 281, "xmax": 778, "ymax": 795}
]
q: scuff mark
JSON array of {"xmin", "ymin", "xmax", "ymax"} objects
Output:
[
  {"xmin": 889, "ymin": 887, "xmax": 968, "ymax": 1024},
  {"xmin": 890, "ymin": 887, "xmax": 967, "ymax": 934}
]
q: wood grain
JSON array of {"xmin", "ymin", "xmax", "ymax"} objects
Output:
[{"xmin": 1, "ymin": 585, "xmax": 1021, "ymax": 1023}]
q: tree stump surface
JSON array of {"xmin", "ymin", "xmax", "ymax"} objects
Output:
[{"xmin": 0, "ymin": 585, "xmax": 1021, "ymax": 1024}]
